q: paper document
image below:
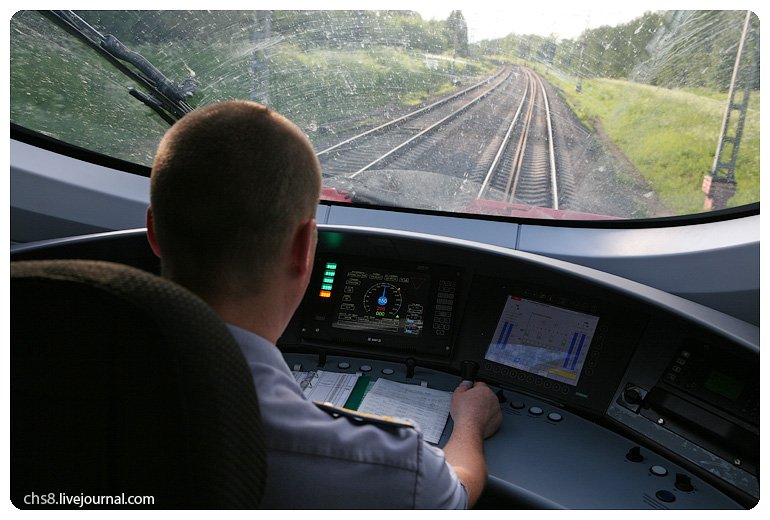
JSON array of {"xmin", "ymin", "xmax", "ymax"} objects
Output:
[
  {"xmin": 292, "ymin": 370, "xmax": 360, "ymax": 408},
  {"xmin": 358, "ymin": 378, "xmax": 452, "ymax": 444}
]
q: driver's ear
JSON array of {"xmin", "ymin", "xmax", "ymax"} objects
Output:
[
  {"xmin": 146, "ymin": 206, "xmax": 162, "ymax": 258},
  {"xmin": 291, "ymin": 218, "xmax": 317, "ymax": 279}
]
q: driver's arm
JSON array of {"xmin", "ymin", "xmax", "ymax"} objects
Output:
[{"xmin": 441, "ymin": 381, "xmax": 502, "ymax": 507}]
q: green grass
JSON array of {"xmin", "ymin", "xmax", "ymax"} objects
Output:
[{"xmin": 546, "ymin": 73, "xmax": 759, "ymax": 214}]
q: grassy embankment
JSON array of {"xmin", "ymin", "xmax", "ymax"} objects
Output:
[{"xmin": 545, "ymin": 73, "xmax": 760, "ymax": 214}]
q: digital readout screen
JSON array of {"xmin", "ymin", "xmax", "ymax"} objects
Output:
[
  {"xmin": 485, "ymin": 296, "xmax": 600, "ymax": 386},
  {"xmin": 331, "ymin": 266, "xmax": 430, "ymax": 337}
]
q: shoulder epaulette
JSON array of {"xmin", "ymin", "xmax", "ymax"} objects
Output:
[{"xmin": 314, "ymin": 401, "xmax": 416, "ymax": 429}]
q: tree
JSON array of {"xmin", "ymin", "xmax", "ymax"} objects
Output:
[{"xmin": 445, "ymin": 10, "xmax": 468, "ymax": 57}]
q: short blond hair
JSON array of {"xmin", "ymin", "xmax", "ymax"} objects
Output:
[{"xmin": 150, "ymin": 100, "xmax": 321, "ymax": 298}]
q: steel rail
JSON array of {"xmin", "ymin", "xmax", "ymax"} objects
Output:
[
  {"xmin": 476, "ymin": 80, "xmax": 529, "ymax": 199},
  {"xmin": 534, "ymin": 73, "xmax": 559, "ymax": 210},
  {"xmin": 506, "ymin": 70, "xmax": 538, "ymax": 201}
]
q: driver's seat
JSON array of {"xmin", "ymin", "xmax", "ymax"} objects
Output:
[{"xmin": 11, "ymin": 260, "xmax": 266, "ymax": 509}]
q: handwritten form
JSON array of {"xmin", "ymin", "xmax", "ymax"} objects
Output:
[
  {"xmin": 358, "ymin": 378, "xmax": 452, "ymax": 444},
  {"xmin": 292, "ymin": 370, "xmax": 360, "ymax": 408}
]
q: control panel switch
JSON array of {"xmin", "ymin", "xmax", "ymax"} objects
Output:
[
  {"xmin": 623, "ymin": 387, "xmax": 643, "ymax": 405},
  {"xmin": 625, "ymin": 446, "xmax": 643, "ymax": 463},
  {"xmin": 675, "ymin": 473, "xmax": 694, "ymax": 492}
]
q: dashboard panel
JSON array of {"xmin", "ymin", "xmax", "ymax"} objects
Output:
[
  {"xmin": 10, "ymin": 224, "xmax": 759, "ymax": 509},
  {"xmin": 283, "ymin": 226, "xmax": 759, "ymax": 508}
]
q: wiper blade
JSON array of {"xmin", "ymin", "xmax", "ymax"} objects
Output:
[
  {"xmin": 40, "ymin": 10, "xmax": 197, "ymax": 124},
  {"xmin": 103, "ymin": 34, "xmax": 197, "ymax": 103}
]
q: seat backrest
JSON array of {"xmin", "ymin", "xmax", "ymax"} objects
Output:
[{"xmin": 11, "ymin": 260, "xmax": 266, "ymax": 509}]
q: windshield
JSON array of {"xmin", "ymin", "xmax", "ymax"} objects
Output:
[{"xmin": 10, "ymin": 8, "xmax": 760, "ymax": 221}]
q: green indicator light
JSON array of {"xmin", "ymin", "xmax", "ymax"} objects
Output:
[
  {"xmin": 321, "ymin": 284, "xmax": 333, "ymax": 291},
  {"xmin": 325, "ymin": 262, "xmax": 337, "ymax": 270},
  {"xmin": 323, "ymin": 277, "xmax": 335, "ymax": 284},
  {"xmin": 324, "ymin": 270, "xmax": 336, "ymax": 277}
]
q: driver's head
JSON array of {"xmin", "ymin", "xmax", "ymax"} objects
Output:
[{"xmin": 149, "ymin": 100, "xmax": 321, "ymax": 300}]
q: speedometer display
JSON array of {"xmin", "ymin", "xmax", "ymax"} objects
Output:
[{"xmin": 363, "ymin": 282, "xmax": 402, "ymax": 318}]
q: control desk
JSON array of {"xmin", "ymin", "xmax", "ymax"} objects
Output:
[
  {"xmin": 276, "ymin": 226, "xmax": 759, "ymax": 509},
  {"xmin": 10, "ymin": 225, "xmax": 759, "ymax": 509}
]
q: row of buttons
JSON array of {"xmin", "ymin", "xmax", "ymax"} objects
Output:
[
  {"xmin": 626, "ymin": 446, "xmax": 695, "ymax": 503},
  {"xmin": 507, "ymin": 399, "xmax": 563, "ymax": 422},
  {"xmin": 485, "ymin": 362, "xmax": 569, "ymax": 395},
  {"xmin": 664, "ymin": 349, "xmax": 692, "ymax": 385},
  {"xmin": 432, "ymin": 280, "xmax": 456, "ymax": 336},
  {"xmin": 337, "ymin": 361, "xmax": 395, "ymax": 376}
]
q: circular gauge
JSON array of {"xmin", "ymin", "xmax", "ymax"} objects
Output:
[{"xmin": 363, "ymin": 282, "xmax": 402, "ymax": 318}]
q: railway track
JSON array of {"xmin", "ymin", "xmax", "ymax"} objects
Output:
[
  {"xmin": 318, "ymin": 65, "xmax": 571, "ymax": 211},
  {"xmin": 317, "ymin": 67, "xmax": 511, "ymax": 178},
  {"xmin": 474, "ymin": 68, "xmax": 559, "ymax": 209}
]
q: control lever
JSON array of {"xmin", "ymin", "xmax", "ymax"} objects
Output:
[
  {"xmin": 405, "ymin": 358, "xmax": 416, "ymax": 379},
  {"xmin": 460, "ymin": 360, "xmax": 479, "ymax": 385}
]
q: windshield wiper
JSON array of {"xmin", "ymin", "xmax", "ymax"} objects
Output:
[{"xmin": 40, "ymin": 10, "xmax": 197, "ymax": 125}]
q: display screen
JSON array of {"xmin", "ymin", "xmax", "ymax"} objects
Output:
[
  {"xmin": 331, "ymin": 266, "xmax": 430, "ymax": 337},
  {"xmin": 485, "ymin": 296, "xmax": 600, "ymax": 386}
]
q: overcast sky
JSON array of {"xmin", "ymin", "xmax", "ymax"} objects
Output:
[
  {"xmin": 416, "ymin": 3, "xmax": 647, "ymax": 41},
  {"xmin": 412, "ymin": 0, "xmax": 762, "ymax": 41}
]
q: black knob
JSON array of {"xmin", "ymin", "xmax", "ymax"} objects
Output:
[
  {"xmin": 624, "ymin": 387, "xmax": 643, "ymax": 405},
  {"xmin": 675, "ymin": 473, "xmax": 694, "ymax": 492},
  {"xmin": 496, "ymin": 389, "xmax": 507, "ymax": 403},
  {"xmin": 626, "ymin": 446, "xmax": 643, "ymax": 463},
  {"xmin": 460, "ymin": 360, "xmax": 479, "ymax": 382}
]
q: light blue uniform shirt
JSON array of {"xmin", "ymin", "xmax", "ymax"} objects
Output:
[{"xmin": 227, "ymin": 324, "xmax": 467, "ymax": 509}]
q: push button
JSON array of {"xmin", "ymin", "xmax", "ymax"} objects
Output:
[
  {"xmin": 528, "ymin": 406, "xmax": 543, "ymax": 416},
  {"xmin": 655, "ymin": 490, "xmax": 675, "ymax": 503},
  {"xmin": 675, "ymin": 473, "xmax": 694, "ymax": 492},
  {"xmin": 625, "ymin": 446, "xmax": 643, "ymax": 463},
  {"xmin": 650, "ymin": 465, "xmax": 668, "ymax": 477},
  {"xmin": 337, "ymin": 362, "xmax": 350, "ymax": 370}
]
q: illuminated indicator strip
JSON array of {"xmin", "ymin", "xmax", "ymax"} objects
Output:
[
  {"xmin": 320, "ymin": 262, "xmax": 337, "ymax": 298},
  {"xmin": 563, "ymin": 333, "xmax": 587, "ymax": 371}
]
